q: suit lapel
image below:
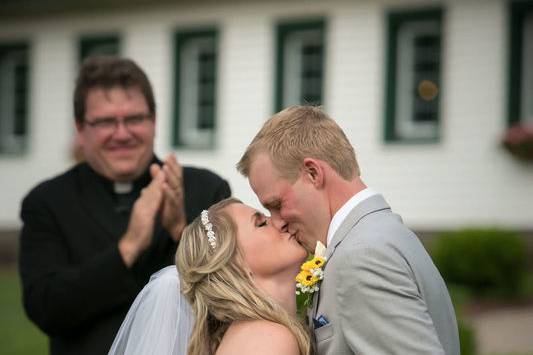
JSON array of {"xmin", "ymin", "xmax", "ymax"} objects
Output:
[
  {"xmin": 325, "ymin": 194, "xmax": 391, "ymax": 261},
  {"xmin": 78, "ymin": 164, "xmax": 125, "ymax": 241},
  {"xmin": 308, "ymin": 284, "xmax": 321, "ymax": 325},
  {"xmin": 310, "ymin": 195, "xmax": 391, "ymax": 319}
]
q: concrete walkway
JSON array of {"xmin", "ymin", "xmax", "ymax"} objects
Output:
[{"xmin": 467, "ymin": 305, "xmax": 533, "ymax": 355}]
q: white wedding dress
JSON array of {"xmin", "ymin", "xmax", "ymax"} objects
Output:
[{"xmin": 108, "ymin": 265, "xmax": 193, "ymax": 355}]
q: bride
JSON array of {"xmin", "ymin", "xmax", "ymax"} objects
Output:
[{"xmin": 109, "ymin": 198, "xmax": 312, "ymax": 355}]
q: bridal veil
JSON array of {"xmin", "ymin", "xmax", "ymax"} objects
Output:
[{"xmin": 108, "ymin": 265, "xmax": 193, "ymax": 355}]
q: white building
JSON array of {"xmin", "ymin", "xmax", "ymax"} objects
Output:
[{"xmin": 1, "ymin": 0, "xmax": 532, "ymax": 238}]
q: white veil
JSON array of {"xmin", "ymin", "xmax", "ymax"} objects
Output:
[{"xmin": 108, "ymin": 266, "xmax": 193, "ymax": 355}]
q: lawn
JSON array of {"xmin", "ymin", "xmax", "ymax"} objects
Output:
[{"xmin": 0, "ymin": 268, "xmax": 47, "ymax": 355}]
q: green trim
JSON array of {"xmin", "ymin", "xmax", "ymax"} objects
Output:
[
  {"xmin": 274, "ymin": 18, "xmax": 325, "ymax": 112},
  {"xmin": 79, "ymin": 35, "xmax": 120, "ymax": 63},
  {"xmin": 173, "ymin": 28, "xmax": 218, "ymax": 148},
  {"xmin": 507, "ymin": 1, "xmax": 533, "ymax": 126},
  {"xmin": 0, "ymin": 41, "xmax": 30, "ymax": 155},
  {"xmin": 384, "ymin": 8, "xmax": 443, "ymax": 143}
]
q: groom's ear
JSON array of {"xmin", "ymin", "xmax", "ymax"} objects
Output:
[{"xmin": 302, "ymin": 158, "xmax": 325, "ymax": 188}]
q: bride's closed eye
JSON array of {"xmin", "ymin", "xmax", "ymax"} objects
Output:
[{"xmin": 253, "ymin": 212, "xmax": 268, "ymax": 228}]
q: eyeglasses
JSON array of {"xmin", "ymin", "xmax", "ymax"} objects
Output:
[{"xmin": 83, "ymin": 113, "xmax": 153, "ymax": 134}]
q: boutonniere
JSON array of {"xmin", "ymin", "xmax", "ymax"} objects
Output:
[{"xmin": 295, "ymin": 241, "xmax": 327, "ymax": 309}]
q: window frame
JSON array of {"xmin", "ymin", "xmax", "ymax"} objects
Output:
[
  {"xmin": 173, "ymin": 28, "xmax": 218, "ymax": 150},
  {"xmin": 275, "ymin": 18, "xmax": 326, "ymax": 112},
  {"xmin": 0, "ymin": 42, "xmax": 30, "ymax": 155},
  {"xmin": 384, "ymin": 8, "xmax": 443, "ymax": 144}
]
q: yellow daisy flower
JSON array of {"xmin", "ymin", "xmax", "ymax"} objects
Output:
[
  {"xmin": 301, "ymin": 256, "xmax": 326, "ymax": 271},
  {"xmin": 295, "ymin": 270, "xmax": 319, "ymax": 287}
]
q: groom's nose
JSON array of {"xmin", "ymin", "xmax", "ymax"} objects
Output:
[{"xmin": 270, "ymin": 214, "xmax": 289, "ymax": 232}]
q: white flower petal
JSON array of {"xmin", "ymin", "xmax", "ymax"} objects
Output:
[{"xmin": 314, "ymin": 241, "xmax": 327, "ymax": 258}]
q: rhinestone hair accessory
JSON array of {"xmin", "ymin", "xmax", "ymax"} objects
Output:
[{"xmin": 201, "ymin": 210, "xmax": 217, "ymax": 249}]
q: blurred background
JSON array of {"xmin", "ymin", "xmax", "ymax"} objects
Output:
[{"xmin": 0, "ymin": 0, "xmax": 532, "ymax": 354}]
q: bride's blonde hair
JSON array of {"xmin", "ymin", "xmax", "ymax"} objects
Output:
[{"xmin": 176, "ymin": 198, "xmax": 312, "ymax": 355}]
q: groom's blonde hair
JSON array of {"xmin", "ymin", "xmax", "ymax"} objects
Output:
[
  {"xmin": 176, "ymin": 198, "xmax": 312, "ymax": 355},
  {"xmin": 237, "ymin": 105, "xmax": 359, "ymax": 182}
]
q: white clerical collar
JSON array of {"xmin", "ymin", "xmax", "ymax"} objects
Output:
[
  {"xmin": 326, "ymin": 188, "xmax": 378, "ymax": 246},
  {"xmin": 113, "ymin": 182, "xmax": 133, "ymax": 194}
]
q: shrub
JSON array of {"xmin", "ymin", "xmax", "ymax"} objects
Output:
[
  {"xmin": 432, "ymin": 229, "xmax": 527, "ymax": 297},
  {"xmin": 458, "ymin": 318, "xmax": 477, "ymax": 355}
]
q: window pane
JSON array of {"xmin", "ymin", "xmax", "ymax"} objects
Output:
[
  {"xmin": 174, "ymin": 31, "xmax": 217, "ymax": 149},
  {"xmin": 197, "ymin": 49, "xmax": 215, "ymax": 130},
  {"xmin": 277, "ymin": 21, "xmax": 325, "ymax": 110},
  {"xmin": 522, "ymin": 11, "xmax": 533, "ymax": 123},
  {"xmin": 0, "ymin": 44, "xmax": 29, "ymax": 154},
  {"xmin": 301, "ymin": 41, "xmax": 323, "ymax": 105},
  {"xmin": 387, "ymin": 11, "xmax": 442, "ymax": 142},
  {"xmin": 14, "ymin": 60, "xmax": 28, "ymax": 135},
  {"xmin": 412, "ymin": 34, "xmax": 440, "ymax": 123},
  {"xmin": 508, "ymin": 2, "xmax": 533, "ymax": 125}
]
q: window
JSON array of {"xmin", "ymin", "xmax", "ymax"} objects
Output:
[
  {"xmin": 275, "ymin": 19, "xmax": 325, "ymax": 111},
  {"xmin": 79, "ymin": 35, "xmax": 120, "ymax": 62},
  {"xmin": 508, "ymin": 1, "xmax": 533, "ymax": 125},
  {"xmin": 173, "ymin": 29, "xmax": 217, "ymax": 149},
  {"xmin": 0, "ymin": 43, "xmax": 29, "ymax": 154},
  {"xmin": 384, "ymin": 9, "xmax": 443, "ymax": 142}
]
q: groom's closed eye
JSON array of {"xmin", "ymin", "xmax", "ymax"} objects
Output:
[{"xmin": 264, "ymin": 199, "xmax": 281, "ymax": 212}]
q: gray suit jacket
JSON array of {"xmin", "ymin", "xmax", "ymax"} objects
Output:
[{"xmin": 310, "ymin": 195, "xmax": 460, "ymax": 355}]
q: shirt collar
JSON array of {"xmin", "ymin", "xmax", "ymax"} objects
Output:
[
  {"xmin": 88, "ymin": 155, "xmax": 158, "ymax": 195},
  {"xmin": 326, "ymin": 187, "xmax": 378, "ymax": 246}
]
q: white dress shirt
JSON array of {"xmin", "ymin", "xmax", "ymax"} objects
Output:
[{"xmin": 326, "ymin": 188, "xmax": 378, "ymax": 246}]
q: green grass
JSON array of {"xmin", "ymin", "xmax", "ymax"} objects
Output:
[
  {"xmin": 521, "ymin": 272, "xmax": 533, "ymax": 298},
  {"xmin": 0, "ymin": 268, "xmax": 47, "ymax": 355}
]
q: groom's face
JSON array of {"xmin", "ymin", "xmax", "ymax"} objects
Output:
[{"xmin": 248, "ymin": 153, "xmax": 329, "ymax": 252}]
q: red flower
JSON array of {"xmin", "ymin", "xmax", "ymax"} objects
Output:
[{"xmin": 502, "ymin": 123, "xmax": 533, "ymax": 161}]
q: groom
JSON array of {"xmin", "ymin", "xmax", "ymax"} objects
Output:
[{"xmin": 237, "ymin": 106, "xmax": 460, "ymax": 354}]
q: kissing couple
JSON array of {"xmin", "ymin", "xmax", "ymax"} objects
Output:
[{"xmin": 109, "ymin": 105, "xmax": 460, "ymax": 355}]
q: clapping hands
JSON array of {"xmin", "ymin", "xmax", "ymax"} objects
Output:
[
  {"xmin": 119, "ymin": 154, "xmax": 187, "ymax": 267},
  {"xmin": 151, "ymin": 155, "xmax": 187, "ymax": 241}
]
